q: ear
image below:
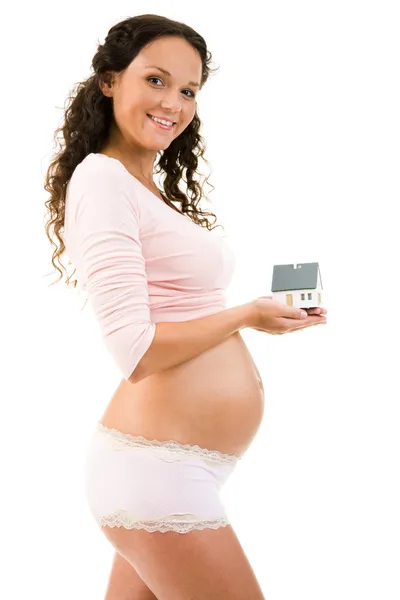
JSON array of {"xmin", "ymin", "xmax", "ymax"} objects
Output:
[{"xmin": 99, "ymin": 72, "xmax": 114, "ymax": 97}]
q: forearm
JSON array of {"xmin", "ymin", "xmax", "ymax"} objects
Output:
[{"xmin": 128, "ymin": 302, "xmax": 256, "ymax": 384}]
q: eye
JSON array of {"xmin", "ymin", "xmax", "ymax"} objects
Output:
[
  {"xmin": 147, "ymin": 77, "xmax": 196, "ymax": 98},
  {"xmin": 147, "ymin": 76, "xmax": 163, "ymax": 86}
]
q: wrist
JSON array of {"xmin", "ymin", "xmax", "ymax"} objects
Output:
[{"xmin": 240, "ymin": 301, "xmax": 259, "ymax": 330}]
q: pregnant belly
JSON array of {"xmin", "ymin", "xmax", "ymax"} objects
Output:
[{"xmin": 100, "ymin": 332, "xmax": 265, "ymax": 457}]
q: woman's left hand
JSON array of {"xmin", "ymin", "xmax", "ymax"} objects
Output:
[{"xmin": 306, "ymin": 307, "xmax": 327, "ymax": 316}]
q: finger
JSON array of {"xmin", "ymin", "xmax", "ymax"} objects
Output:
[
  {"xmin": 304, "ymin": 318, "xmax": 327, "ymax": 329},
  {"xmin": 285, "ymin": 315, "xmax": 326, "ymax": 332}
]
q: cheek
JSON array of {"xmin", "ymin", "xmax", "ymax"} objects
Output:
[
  {"xmin": 182, "ymin": 106, "xmax": 196, "ymax": 124},
  {"xmin": 184, "ymin": 109, "xmax": 196, "ymax": 129},
  {"xmin": 123, "ymin": 86, "xmax": 151, "ymax": 111}
]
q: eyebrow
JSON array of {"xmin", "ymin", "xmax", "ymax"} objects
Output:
[{"xmin": 145, "ymin": 65, "xmax": 200, "ymax": 88}]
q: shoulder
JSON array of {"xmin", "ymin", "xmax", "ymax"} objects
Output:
[
  {"xmin": 66, "ymin": 153, "xmax": 141, "ymax": 223},
  {"xmin": 70, "ymin": 153, "xmax": 130, "ymax": 189},
  {"xmin": 68, "ymin": 153, "xmax": 140, "ymax": 205}
]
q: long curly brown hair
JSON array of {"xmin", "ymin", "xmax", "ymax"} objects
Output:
[{"xmin": 43, "ymin": 13, "xmax": 224, "ymax": 292}]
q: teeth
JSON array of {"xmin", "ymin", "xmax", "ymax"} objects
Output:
[{"xmin": 150, "ymin": 115, "xmax": 174, "ymax": 126}]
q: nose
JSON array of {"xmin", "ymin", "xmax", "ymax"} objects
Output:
[{"xmin": 159, "ymin": 90, "xmax": 183, "ymax": 115}]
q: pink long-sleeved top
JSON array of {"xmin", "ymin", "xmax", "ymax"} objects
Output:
[{"xmin": 63, "ymin": 153, "xmax": 236, "ymax": 381}]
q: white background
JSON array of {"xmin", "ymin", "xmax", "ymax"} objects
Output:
[{"xmin": 1, "ymin": 1, "xmax": 399, "ymax": 598}]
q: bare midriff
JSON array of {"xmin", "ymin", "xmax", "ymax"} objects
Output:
[{"xmin": 100, "ymin": 331, "xmax": 265, "ymax": 457}]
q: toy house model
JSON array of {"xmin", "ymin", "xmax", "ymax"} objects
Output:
[{"xmin": 271, "ymin": 262, "xmax": 323, "ymax": 309}]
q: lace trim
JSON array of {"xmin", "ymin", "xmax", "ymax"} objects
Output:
[
  {"xmin": 99, "ymin": 509, "xmax": 230, "ymax": 534},
  {"xmin": 96, "ymin": 422, "xmax": 241, "ymax": 464}
]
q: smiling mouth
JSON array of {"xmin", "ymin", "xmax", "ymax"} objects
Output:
[{"xmin": 147, "ymin": 114, "xmax": 177, "ymax": 128}]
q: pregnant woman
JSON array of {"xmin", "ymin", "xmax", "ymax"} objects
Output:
[{"xmin": 44, "ymin": 13, "xmax": 327, "ymax": 600}]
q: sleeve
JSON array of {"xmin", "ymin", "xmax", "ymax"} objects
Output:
[{"xmin": 70, "ymin": 165, "xmax": 156, "ymax": 381}]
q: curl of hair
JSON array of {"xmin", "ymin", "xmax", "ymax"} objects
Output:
[{"xmin": 43, "ymin": 13, "xmax": 223, "ymax": 292}]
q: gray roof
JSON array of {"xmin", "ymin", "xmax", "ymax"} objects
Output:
[{"xmin": 271, "ymin": 262, "xmax": 323, "ymax": 292}]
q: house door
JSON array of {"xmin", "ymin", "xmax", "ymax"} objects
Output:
[{"xmin": 286, "ymin": 293, "xmax": 293, "ymax": 306}]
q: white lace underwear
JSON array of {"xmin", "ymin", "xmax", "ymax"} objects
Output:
[
  {"xmin": 96, "ymin": 422, "xmax": 242, "ymax": 464},
  {"xmin": 84, "ymin": 423, "xmax": 240, "ymax": 534},
  {"xmin": 99, "ymin": 510, "xmax": 230, "ymax": 534}
]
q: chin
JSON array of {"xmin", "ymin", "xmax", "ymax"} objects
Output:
[{"xmin": 148, "ymin": 138, "xmax": 176, "ymax": 151}]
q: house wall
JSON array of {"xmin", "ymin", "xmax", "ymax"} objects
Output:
[{"xmin": 272, "ymin": 290, "xmax": 321, "ymax": 308}]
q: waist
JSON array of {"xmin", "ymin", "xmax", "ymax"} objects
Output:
[{"xmin": 150, "ymin": 296, "xmax": 228, "ymax": 322}]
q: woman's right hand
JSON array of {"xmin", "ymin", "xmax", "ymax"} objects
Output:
[{"xmin": 249, "ymin": 296, "xmax": 327, "ymax": 335}]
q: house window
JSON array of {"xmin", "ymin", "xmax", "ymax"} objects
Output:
[
  {"xmin": 301, "ymin": 293, "xmax": 305, "ymax": 300},
  {"xmin": 308, "ymin": 293, "xmax": 312, "ymax": 300}
]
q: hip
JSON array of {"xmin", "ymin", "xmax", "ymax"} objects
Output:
[{"xmin": 84, "ymin": 422, "xmax": 241, "ymax": 533}]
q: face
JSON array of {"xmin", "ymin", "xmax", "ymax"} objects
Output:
[{"xmin": 101, "ymin": 36, "xmax": 203, "ymax": 154}]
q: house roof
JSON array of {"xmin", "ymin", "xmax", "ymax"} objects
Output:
[{"xmin": 271, "ymin": 262, "xmax": 323, "ymax": 292}]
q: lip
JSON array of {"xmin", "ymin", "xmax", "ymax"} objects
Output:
[{"xmin": 147, "ymin": 114, "xmax": 177, "ymax": 125}]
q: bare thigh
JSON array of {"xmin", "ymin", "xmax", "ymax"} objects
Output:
[
  {"xmin": 104, "ymin": 550, "xmax": 157, "ymax": 600},
  {"xmin": 101, "ymin": 524, "xmax": 265, "ymax": 600}
]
